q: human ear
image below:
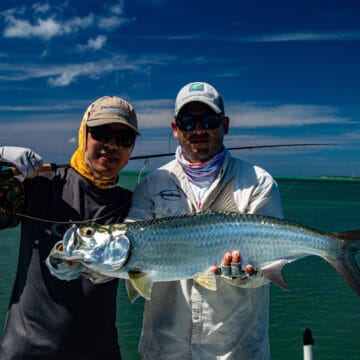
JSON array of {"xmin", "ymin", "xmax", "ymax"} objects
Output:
[{"xmin": 171, "ymin": 120, "xmax": 179, "ymax": 138}]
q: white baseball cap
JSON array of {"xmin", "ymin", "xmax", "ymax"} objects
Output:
[{"xmin": 174, "ymin": 82, "xmax": 225, "ymax": 117}]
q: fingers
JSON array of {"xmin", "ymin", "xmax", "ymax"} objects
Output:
[
  {"xmin": 245, "ymin": 264, "xmax": 257, "ymax": 276},
  {"xmin": 210, "ymin": 264, "xmax": 221, "ymax": 275},
  {"xmin": 222, "ymin": 252, "xmax": 232, "ymax": 266},
  {"xmin": 231, "ymin": 250, "xmax": 240, "ymax": 263},
  {"xmin": 211, "ymin": 250, "xmax": 257, "ymax": 281}
]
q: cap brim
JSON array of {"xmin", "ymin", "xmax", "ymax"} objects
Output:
[
  {"xmin": 175, "ymin": 97, "xmax": 222, "ymax": 116},
  {"xmin": 87, "ymin": 118, "xmax": 140, "ymax": 135}
]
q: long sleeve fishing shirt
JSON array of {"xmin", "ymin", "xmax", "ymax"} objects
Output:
[
  {"xmin": 127, "ymin": 151, "xmax": 284, "ymax": 360},
  {"xmin": 0, "ymin": 167, "xmax": 132, "ymax": 360}
]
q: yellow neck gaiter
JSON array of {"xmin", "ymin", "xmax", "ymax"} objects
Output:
[{"xmin": 70, "ymin": 104, "xmax": 119, "ymax": 189}]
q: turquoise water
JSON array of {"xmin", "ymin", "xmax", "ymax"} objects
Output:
[{"xmin": 0, "ymin": 175, "xmax": 359, "ymax": 359}]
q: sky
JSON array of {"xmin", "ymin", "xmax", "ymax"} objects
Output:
[{"xmin": 0, "ymin": 0, "xmax": 359, "ymax": 177}]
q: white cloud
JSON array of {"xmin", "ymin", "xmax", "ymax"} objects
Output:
[
  {"xmin": 98, "ymin": 16, "xmax": 130, "ymax": 30},
  {"xmin": 0, "ymin": 102, "xmax": 82, "ymax": 112},
  {"xmin": 3, "ymin": 16, "xmax": 62, "ymax": 39},
  {"xmin": 227, "ymin": 103, "xmax": 351, "ymax": 127},
  {"xmin": 0, "ymin": 53, "xmax": 172, "ymax": 86},
  {"xmin": 110, "ymin": 3, "xmax": 124, "ymax": 15},
  {"xmin": 246, "ymin": 31, "xmax": 360, "ymax": 42},
  {"xmin": 47, "ymin": 56, "xmax": 146, "ymax": 86},
  {"xmin": 78, "ymin": 35, "xmax": 107, "ymax": 51},
  {"xmin": 343, "ymin": 129, "xmax": 360, "ymax": 141},
  {"xmin": 135, "ymin": 30, "xmax": 360, "ymax": 43},
  {"xmin": 62, "ymin": 14, "xmax": 94, "ymax": 33},
  {"xmin": 98, "ymin": 0, "xmax": 131, "ymax": 30},
  {"xmin": 32, "ymin": 3, "xmax": 50, "ymax": 14},
  {"xmin": 2, "ymin": 2, "xmax": 131, "ymax": 40},
  {"xmin": 123, "ymin": 99, "xmax": 354, "ymax": 130},
  {"xmin": 89, "ymin": 35, "xmax": 107, "ymax": 49},
  {"xmin": 3, "ymin": 13, "xmax": 94, "ymax": 40}
]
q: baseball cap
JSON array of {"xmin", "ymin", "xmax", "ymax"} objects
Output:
[
  {"xmin": 174, "ymin": 82, "xmax": 225, "ymax": 117},
  {"xmin": 86, "ymin": 96, "xmax": 140, "ymax": 135}
]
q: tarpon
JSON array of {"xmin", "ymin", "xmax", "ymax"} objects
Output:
[{"xmin": 47, "ymin": 211, "xmax": 360, "ymax": 301}]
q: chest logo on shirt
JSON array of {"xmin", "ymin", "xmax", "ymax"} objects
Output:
[{"xmin": 156, "ymin": 189, "xmax": 181, "ymax": 201}]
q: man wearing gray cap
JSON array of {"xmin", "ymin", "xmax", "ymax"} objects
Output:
[
  {"xmin": 127, "ymin": 82, "xmax": 283, "ymax": 359},
  {"xmin": 0, "ymin": 96, "xmax": 139, "ymax": 359}
]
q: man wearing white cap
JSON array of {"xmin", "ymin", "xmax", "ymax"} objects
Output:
[
  {"xmin": 127, "ymin": 82, "xmax": 283, "ymax": 359},
  {"xmin": 0, "ymin": 96, "xmax": 139, "ymax": 359}
]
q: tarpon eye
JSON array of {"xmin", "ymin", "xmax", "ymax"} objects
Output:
[{"xmin": 80, "ymin": 226, "xmax": 96, "ymax": 238}]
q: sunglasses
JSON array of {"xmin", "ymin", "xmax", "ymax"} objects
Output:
[
  {"xmin": 175, "ymin": 114, "xmax": 224, "ymax": 131},
  {"xmin": 87, "ymin": 126, "xmax": 136, "ymax": 148}
]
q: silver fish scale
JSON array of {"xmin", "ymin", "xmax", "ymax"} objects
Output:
[{"xmin": 120, "ymin": 212, "xmax": 340, "ymax": 281}]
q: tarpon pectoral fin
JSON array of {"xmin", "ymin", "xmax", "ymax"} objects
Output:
[
  {"xmin": 259, "ymin": 259, "xmax": 294, "ymax": 291},
  {"xmin": 125, "ymin": 280, "xmax": 141, "ymax": 303},
  {"xmin": 193, "ymin": 269, "xmax": 217, "ymax": 291},
  {"xmin": 128, "ymin": 271, "xmax": 154, "ymax": 300}
]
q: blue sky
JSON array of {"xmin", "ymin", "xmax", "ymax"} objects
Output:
[{"xmin": 0, "ymin": 0, "xmax": 359, "ymax": 177}]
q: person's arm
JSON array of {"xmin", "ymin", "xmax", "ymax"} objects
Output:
[
  {"xmin": 0, "ymin": 146, "xmax": 43, "ymax": 229},
  {"xmin": 247, "ymin": 172, "xmax": 283, "ymax": 218},
  {"xmin": 0, "ymin": 146, "xmax": 43, "ymax": 177}
]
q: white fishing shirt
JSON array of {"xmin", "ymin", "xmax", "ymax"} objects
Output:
[{"xmin": 126, "ymin": 151, "xmax": 283, "ymax": 360}]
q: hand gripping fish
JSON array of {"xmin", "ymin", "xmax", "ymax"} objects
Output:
[{"xmin": 46, "ymin": 211, "xmax": 360, "ymax": 302}]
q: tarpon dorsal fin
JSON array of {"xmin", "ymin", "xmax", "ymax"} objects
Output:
[
  {"xmin": 259, "ymin": 259, "xmax": 294, "ymax": 291},
  {"xmin": 128, "ymin": 271, "xmax": 154, "ymax": 300},
  {"xmin": 125, "ymin": 279, "xmax": 140, "ymax": 303},
  {"xmin": 193, "ymin": 269, "xmax": 217, "ymax": 291},
  {"xmin": 209, "ymin": 178, "xmax": 239, "ymax": 213}
]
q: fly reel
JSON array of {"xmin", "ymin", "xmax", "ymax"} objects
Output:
[{"xmin": 0, "ymin": 166, "xmax": 25, "ymax": 215}]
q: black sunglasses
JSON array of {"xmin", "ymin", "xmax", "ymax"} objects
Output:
[
  {"xmin": 87, "ymin": 126, "xmax": 136, "ymax": 148},
  {"xmin": 175, "ymin": 114, "xmax": 224, "ymax": 131}
]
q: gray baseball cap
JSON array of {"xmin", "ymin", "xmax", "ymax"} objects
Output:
[{"xmin": 86, "ymin": 96, "xmax": 140, "ymax": 135}]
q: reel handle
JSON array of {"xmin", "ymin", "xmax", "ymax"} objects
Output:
[{"xmin": 0, "ymin": 163, "xmax": 69, "ymax": 177}]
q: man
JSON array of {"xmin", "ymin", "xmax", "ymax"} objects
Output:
[
  {"xmin": 0, "ymin": 96, "xmax": 139, "ymax": 359},
  {"xmin": 127, "ymin": 82, "xmax": 283, "ymax": 359}
]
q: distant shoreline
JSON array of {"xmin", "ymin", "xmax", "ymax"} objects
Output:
[{"xmin": 275, "ymin": 175, "xmax": 360, "ymax": 182}]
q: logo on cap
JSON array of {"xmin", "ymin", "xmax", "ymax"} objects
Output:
[
  {"xmin": 100, "ymin": 105, "xmax": 130, "ymax": 119},
  {"xmin": 189, "ymin": 83, "xmax": 204, "ymax": 92}
]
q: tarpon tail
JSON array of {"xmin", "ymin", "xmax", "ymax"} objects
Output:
[{"xmin": 328, "ymin": 230, "xmax": 360, "ymax": 296}]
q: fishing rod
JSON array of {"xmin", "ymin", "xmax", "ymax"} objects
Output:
[
  {"xmin": 0, "ymin": 143, "xmax": 339, "ymax": 215},
  {"xmin": 0, "ymin": 143, "xmax": 340, "ymax": 176},
  {"xmin": 130, "ymin": 143, "xmax": 340, "ymax": 160}
]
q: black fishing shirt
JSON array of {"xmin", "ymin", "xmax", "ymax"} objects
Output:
[{"xmin": 0, "ymin": 167, "xmax": 132, "ymax": 360}]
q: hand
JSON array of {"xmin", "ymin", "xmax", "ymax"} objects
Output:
[
  {"xmin": 0, "ymin": 146, "xmax": 43, "ymax": 177},
  {"xmin": 211, "ymin": 250, "xmax": 257, "ymax": 285}
]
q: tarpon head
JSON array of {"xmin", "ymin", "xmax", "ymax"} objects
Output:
[{"xmin": 62, "ymin": 223, "xmax": 132, "ymax": 274}]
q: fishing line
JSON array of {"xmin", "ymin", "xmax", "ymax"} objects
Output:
[
  {"xmin": 133, "ymin": 129, "xmax": 175, "ymax": 182},
  {"xmin": 0, "ymin": 162, "xmax": 130, "ymax": 224},
  {"xmin": 11, "ymin": 202, "xmax": 130, "ymax": 225},
  {"xmin": 137, "ymin": 160, "xmax": 149, "ymax": 184}
]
